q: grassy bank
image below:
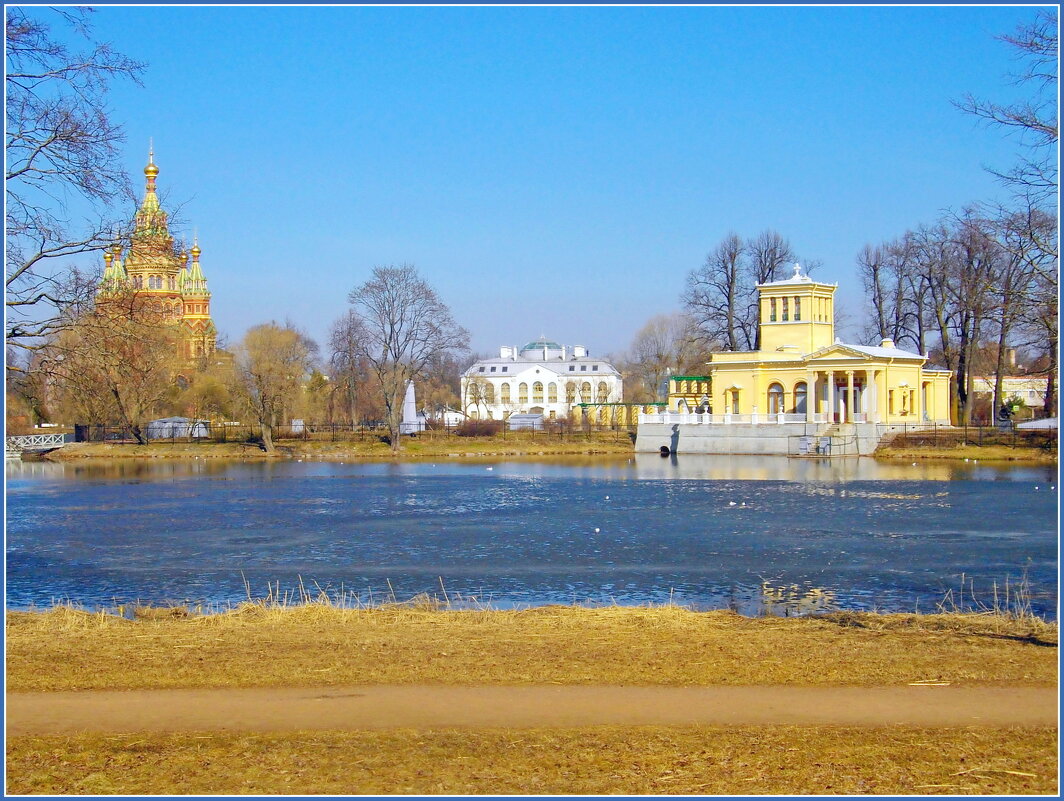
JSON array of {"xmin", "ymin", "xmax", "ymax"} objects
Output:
[
  {"xmin": 7, "ymin": 605, "xmax": 1056, "ymax": 796},
  {"xmin": 875, "ymin": 444, "xmax": 1057, "ymax": 463},
  {"xmin": 7, "ymin": 604, "xmax": 1056, "ymax": 691},
  {"xmin": 46, "ymin": 430, "xmax": 636, "ymax": 461},
  {"xmin": 7, "ymin": 725, "xmax": 1055, "ymax": 795}
]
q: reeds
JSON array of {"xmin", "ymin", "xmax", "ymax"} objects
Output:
[{"xmin": 935, "ymin": 568, "xmax": 1045, "ymax": 624}]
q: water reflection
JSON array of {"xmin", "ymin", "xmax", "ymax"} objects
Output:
[
  {"xmin": 9, "ymin": 453, "xmax": 1056, "ymax": 484},
  {"xmin": 5, "ymin": 455, "xmax": 1058, "ymax": 616}
]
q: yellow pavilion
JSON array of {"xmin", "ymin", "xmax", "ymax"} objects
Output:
[
  {"xmin": 705, "ymin": 264, "xmax": 951, "ymax": 425},
  {"xmin": 639, "ymin": 265, "xmax": 952, "ymax": 455}
]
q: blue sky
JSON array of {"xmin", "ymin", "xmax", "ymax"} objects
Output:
[{"xmin": 41, "ymin": 5, "xmax": 1046, "ymax": 359}]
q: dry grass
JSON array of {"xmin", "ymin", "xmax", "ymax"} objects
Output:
[
  {"xmin": 877, "ymin": 444, "xmax": 1056, "ymax": 463},
  {"xmin": 6, "ymin": 605, "xmax": 1056, "ymax": 692},
  {"xmin": 6, "ymin": 725, "xmax": 1056, "ymax": 795},
  {"xmin": 48, "ymin": 431, "xmax": 636, "ymax": 461}
]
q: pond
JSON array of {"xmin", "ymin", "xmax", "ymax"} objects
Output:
[{"xmin": 5, "ymin": 455, "xmax": 1058, "ymax": 617}]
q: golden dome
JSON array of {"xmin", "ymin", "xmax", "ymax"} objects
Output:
[
  {"xmin": 190, "ymin": 242, "xmax": 201, "ymax": 258},
  {"xmin": 145, "ymin": 144, "xmax": 159, "ymax": 178}
]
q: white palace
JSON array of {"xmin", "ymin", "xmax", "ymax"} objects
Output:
[{"xmin": 461, "ymin": 338, "xmax": 623, "ymax": 420}]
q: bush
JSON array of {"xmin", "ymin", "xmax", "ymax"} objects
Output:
[{"xmin": 454, "ymin": 418, "xmax": 504, "ymax": 437}]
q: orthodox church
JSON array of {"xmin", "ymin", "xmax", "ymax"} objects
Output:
[{"xmin": 98, "ymin": 148, "xmax": 217, "ymax": 359}]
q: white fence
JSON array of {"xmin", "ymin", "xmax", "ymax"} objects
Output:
[
  {"xmin": 641, "ymin": 412, "xmax": 816, "ymax": 426},
  {"xmin": 640, "ymin": 411, "xmax": 879, "ymax": 426},
  {"xmin": 6, "ymin": 433, "xmax": 67, "ymax": 453}
]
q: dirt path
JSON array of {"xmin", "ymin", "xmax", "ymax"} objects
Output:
[{"xmin": 7, "ymin": 685, "xmax": 1056, "ymax": 735}]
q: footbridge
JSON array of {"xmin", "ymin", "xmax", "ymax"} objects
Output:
[{"xmin": 6, "ymin": 433, "xmax": 69, "ymax": 457}]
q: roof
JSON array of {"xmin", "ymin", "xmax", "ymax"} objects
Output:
[
  {"xmin": 757, "ymin": 264, "xmax": 835, "ymax": 288},
  {"xmin": 464, "ymin": 357, "xmax": 621, "ymax": 376},
  {"xmin": 846, "ymin": 344, "xmax": 926, "ymax": 360},
  {"xmin": 521, "ymin": 338, "xmax": 563, "ymax": 351}
]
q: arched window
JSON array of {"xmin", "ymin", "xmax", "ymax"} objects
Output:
[
  {"xmin": 782, "ymin": 298, "xmax": 789, "ymax": 322},
  {"xmin": 596, "ymin": 381, "xmax": 609, "ymax": 402},
  {"xmin": 793, "ymin": 381, "xmax": 808, "ymax": 414},
  {"xmin": 770, "ymin": 298, "xmax": 777, "ymax": 321},
  {"xmin": 484, "ymin": 383, "xmax": 495, "ymax": 403},
  {"xmin": 518, "ymin": 382, "xmax": 529, "ymax": 403},
  {"xmin": 580, "ymin": 382, "xmax": 592, "ymax": 403},
  {"xmin": 793, "ymin": 297, "xmax": 801, "ymax": 321},
  {"xmin": 133, "ymin": 275, "xmax": 143, "ymax": 289},
  {"xmin": 547, "ymin": 383, "xmax": 558, "ymax": 403},
  {"xmin": 500, "ymin": 383, "xmax": 511, "ymax": 404},
  {"xmin": 532, "ymin": 381, "xmax": 544, "ymax": 403},
  {"xmin": 168, "ymin": 276, "xmax": 176, "ymax": 290},
  {"xmin": 565, "ymin": 382, "xmax": 577, "ymax": 403},
  {"xmin": 768, "ymin": 383, "xmax": 785, "ymax": 415}
]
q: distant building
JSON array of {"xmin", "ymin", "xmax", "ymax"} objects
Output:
[
  {"xmin": 97, "ymin": 147, "xmax": 217, "ymax": 360},
  {"xmin": 461, "ymin": 338, "xmax": 623, "ymax": 420},
  {"xmin": 972, "ymin": 375, "xmax": 1050, "ymax": 413}
]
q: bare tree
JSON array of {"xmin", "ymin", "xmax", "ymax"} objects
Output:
[
  {"xmin": 684, "ymin": 230, "xmax": 811, "ymax": 352},
  {"xmin": 623, "ymin": 312, "xmax": 711, "ymax": 401},
  {"xmin": 955, "ymin": 9, "xmax": 1057, "ymax": 203},
  {"xmin": 46, "ymin": 290, "xmax": 180, "ymax": 442},
  {"xmin": 463, "ymin": 376, "xmax": 492, "ymax": 418},
  {"xmin": 6, "ymin": 8, "xmax": 145, "ymax": 360},
  {"xmin": 233, "ymin": 322, "xmax": 315, "ymax": 454},
  {"xmin": 1003, "ymin": 206, "xmax": 1058, "ymax": 416},
  {"xmin": 745, "ymin": 230, "xmax": 797, "ymax": 348},
  {"xmin": 684, "ymin": 233, "xmax": 747, "ymax": 351},
  {"xmin": 340, "ymin": 265, "xmax": 469, "ymax": 451}
]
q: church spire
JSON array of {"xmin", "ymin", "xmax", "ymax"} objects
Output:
[
  {"xmin": 186, "ymin": 234, "xmax": 209, "ymax": 296},
  {"xmin": 133, "ymin": 140, "xmax": 171, "ymax": 242}
]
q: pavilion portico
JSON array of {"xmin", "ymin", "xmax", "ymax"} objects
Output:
[{"xmin": 710, "ymin": 350, "xmax": 950, "ymax": 426}]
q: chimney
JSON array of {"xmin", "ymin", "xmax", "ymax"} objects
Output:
[
  {"xmin": 561, "ymin": 345, "xmax": 567, "ymax": 360},
  {"xmin": 499, "ymin": 346, "xmax": 511, "ymax": 359},
  {"xmin": 573, "ymin": 345, "xmax": 587, "ymax": 358},
  {"xmin": 880, "ymin": 337, "xmax": 895, "ymax": 349}
]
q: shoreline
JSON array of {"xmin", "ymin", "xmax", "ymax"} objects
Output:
[{"xmin": 33, "ymin": 438, "xmax": 1057, "ymax": 463}]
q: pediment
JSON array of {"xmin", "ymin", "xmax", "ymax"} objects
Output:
[{"xmin": 804, "ymin": 344, "xmax": 870, "ymax": 362}]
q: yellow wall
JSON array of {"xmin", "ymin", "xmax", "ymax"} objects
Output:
[
  {"xmin": 757, "ymin": 283, "xmax": 837, "ymax": 354},
  {"xmin": 701, "ymin": 357, "xmax": 951, "ymax": 424}
]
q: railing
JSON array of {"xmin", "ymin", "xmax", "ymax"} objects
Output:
[
  {"xmin": 6, "ymin": 433, "xmax": 67, "ymax": 452},
  {"xmin": 640, "ymin": 412, "xmax": 811, "ymax": 425}
]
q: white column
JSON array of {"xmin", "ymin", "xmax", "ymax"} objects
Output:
[
  {"xmin": 826, "ymin": 370, "xmax": 835, "ymax": 422},
  {"xmin": 806, "ymin": 370, "xmax": 816, "ymax": 423},
  {"xmin": 846, "ymin": 371, "xmax": 855, "ymax": 424},
  {"xmin": 868, "ymin": 372, "xmax": 878, "ymax": 423}
]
